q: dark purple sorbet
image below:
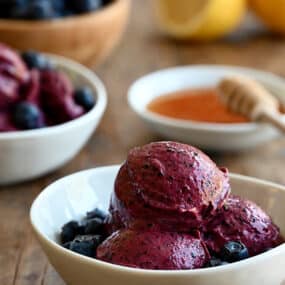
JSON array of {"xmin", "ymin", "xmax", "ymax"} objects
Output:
[
  {"xmin": 0, "ymin": 43, "xmax": 96, "ymax": 132},
  {"xmin": 60, "ymin": 142, "xmax": 283, "ymax": 270}
]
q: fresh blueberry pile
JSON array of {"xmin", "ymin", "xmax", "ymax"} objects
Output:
[
  {"xmin": 60, "ymin": 208, "xmax": 107, "ymax": 258},
  {"xmin": 206, "ymin": 241, "xmax": 249, "ymax": 267},
  {"xmin": 0, "ymin": 0, "xmax": 112, "ymax": 20}
]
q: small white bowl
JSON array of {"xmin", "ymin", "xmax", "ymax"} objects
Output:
[
  {"xmin": 30, "ymin": 165, "xmax": 285, "ymax": 285},
  {"xmin": 0, "ymin": 55, "xmax": 107, "ymax": 185},
  {"xmin": 128, "ymin": 65, "xmax": 285, "ymax": 151}
]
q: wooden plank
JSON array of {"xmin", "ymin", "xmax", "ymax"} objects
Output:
[
  {"xmin": 13, "ymin": 231, "xmax": 48, "ymax": 285},
  {"xmin": 43, "ymin": 266, "xmax": 65, "ymax": 285}
]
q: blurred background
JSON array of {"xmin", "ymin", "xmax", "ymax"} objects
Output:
[{"xmin": 0, "ymin": 0, "xmax": 284, "ymax": 66}]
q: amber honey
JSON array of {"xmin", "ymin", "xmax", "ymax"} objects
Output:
[{"xmin": 147, "ymin": 88, "xmax": 249, "ymax": 124}]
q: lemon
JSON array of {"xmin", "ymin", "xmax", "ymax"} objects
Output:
[
  {"xmin": 250, "ymin": 0, "xmax": 285, "ymax": 35},
  {"xmin": 154, "ymin": 0, "xmax": 247, "ymax": 40}
]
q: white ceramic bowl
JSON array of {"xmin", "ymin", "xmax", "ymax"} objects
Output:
[
  {"xmin": 30, "ymin": 165, "xmax": 285, "ymax": 285},
  {"xmin": 128, "ymin": 65, "xmax": 285, "ymax": 151},
  {"xmin": 0, "ymin": 55, "xmax": 107, "ymax": 185}
]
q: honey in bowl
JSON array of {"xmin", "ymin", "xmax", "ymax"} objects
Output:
[{"xmin": 147, "ymin": 88, "xmax": 249, "ymax": 124}]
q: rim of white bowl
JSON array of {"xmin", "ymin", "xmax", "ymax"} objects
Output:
[
  {"xmin": 30, "ymin": 165, "xmax": 285, "ymax": 276},
  {"xmin": 0, "ymin": 54, "xmax": 107, "ymax": 140},
  {"xmin": 128, "ymin": 65, "xmax": 285, "ymax": 133}
]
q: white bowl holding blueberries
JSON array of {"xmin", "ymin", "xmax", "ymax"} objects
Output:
[
  {"xmin": 0, "ymin": 44, "xmax": 107, "ymax": 185},
  {"xmin": 30, "ymin": 142, "xmax": 285, "ymax": 285}
]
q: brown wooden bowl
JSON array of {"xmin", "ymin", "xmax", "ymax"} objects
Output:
[{"xmin": 0, "ymin": 0, "xmax": 130, "ymax": 67}]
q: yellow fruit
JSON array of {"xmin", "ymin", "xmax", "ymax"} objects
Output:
[
  {"xmin": 154, "ymin": 0, "xmax": 247, "ymax": 41},
  {"xmin": 250, "ymin": 0, "xmax": 285, "ymax": 34}
]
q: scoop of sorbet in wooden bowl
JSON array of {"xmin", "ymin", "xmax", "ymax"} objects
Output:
[{"xmin": 0, "ymin": 0, "xmax": 130, "ymax": 67}]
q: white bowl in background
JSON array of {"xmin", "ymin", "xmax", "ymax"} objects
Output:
[
  {"xmin": 30, "ymin": 165, "xmax": 285, "ymax": 285},
  {"xmin": 0, "ymin": 55, "xmax": 107, "ymax": 185},
  {"xmin": 128, "ymin": 65, "xmax": 285, "ymax": 151}
]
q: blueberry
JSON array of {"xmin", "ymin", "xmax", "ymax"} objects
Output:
[
  {"xmin": 86, "ymin": 208, "xmax": 107, "ymax": 220},
  {"xmin": 10, "ymin": 0, "xmax": 29, "ymax": 19},
  {"xmin": 13, "ymin": 0, "xmax": 27, "ymax": 6},
  {"xmin": 12, "ymin": 102, "xmax": 43, "ymax": 130},
  {"xmin": 60, "ymin": 9, "xmax": 74, "ymax": 17},
  {"xmin": 69, "ymin": 235, "xmax": 102, "ymax": 257},
  {"xmin": 60, "ymin": 221, "xmax": 81, "ymax": 244},
  {"xmin": 26, "ymin": 0, "xmax": 56, "ymax": 20},
  {"xmin": 102, "ymin": 0, "xmax": 113, "ymax": 6},
  {"xmin": 51, "ymin": 0, "xmax": 66, "ymax": 13},
  {"xmin": 220, "ymin": 241, "xmax": 249, "ymax": 263},
  {"xmin": 63, "ymin": 242, "xmax": 71, "ymax": 249},
  {"xmin": 74, "ymin": 87, "xmax": 96, "ymax": 111},
  {"xmin": 70, "ymin": 0, "xmax": 103, "ymax": 13},
  {"xmin": 206, "ymin": 257, "xmax": 229, "ymax": 267},
  {"xmin": 9, "ymin": 6, "xmax": 29, "ymax": 19},
  {"xmin": 7, "ymin": 0, "xmax": 28, "ymax": 19},
  {"xmin": 83, "ymin": 218, "xmax": 103, "ymax": 235},
  {"xmin": 21, "ymin": 50, "xmax": 52, "ymax": 70}
]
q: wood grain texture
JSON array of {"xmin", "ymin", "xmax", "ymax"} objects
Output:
[{"xmin": 1, "ymin": 1, "xmax": 285, "ymax": 284}]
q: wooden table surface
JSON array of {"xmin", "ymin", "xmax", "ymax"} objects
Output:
[{"xmin": 1, "ymin": 1, "xmax": 285, "ymax": 284}]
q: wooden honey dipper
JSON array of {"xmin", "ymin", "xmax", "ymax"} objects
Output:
[{"xmin": 218, "ymin": 75, "xmax": 285, "ymax": 132}]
